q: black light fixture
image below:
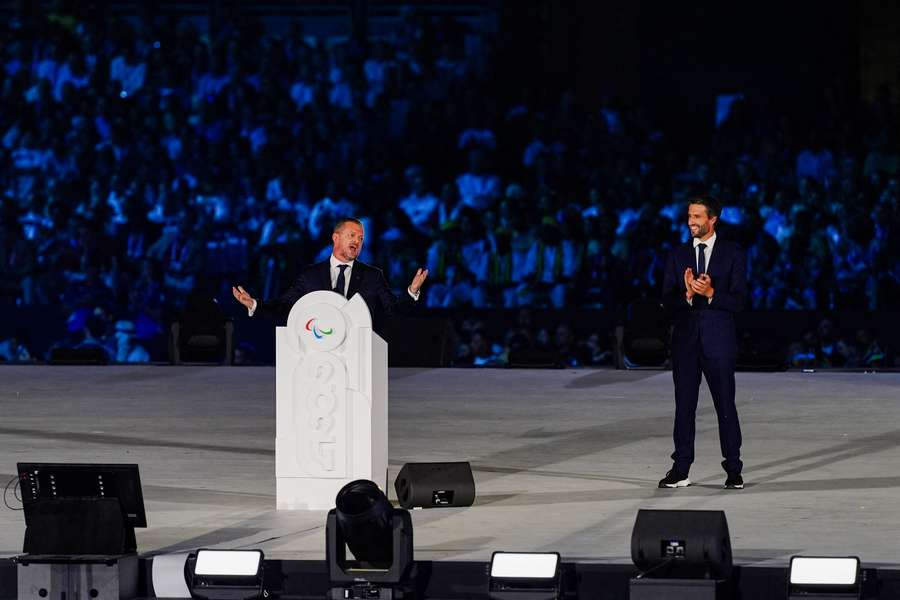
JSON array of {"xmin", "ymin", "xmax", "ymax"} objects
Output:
[
  {"xmin": 327, "ymin": 479, "xmax": 414, "ymax": 600},
  {"xmin": 187, "ymin": 549, "xmax": 265, "ymax": 600},
  {"xmin": 488, "ymin": 551, "xmax": 562, "ymax": 600},
  {"xmin": 629, "ymin": 509, "xmax": 733, "ymax": 600},
  {"xmin": 788, "ymin": 556, "xmax": 861, "ymax": 600},
  {"xmin": 335, "ymin": 479, "xmax": 395, "ymax": 566}
]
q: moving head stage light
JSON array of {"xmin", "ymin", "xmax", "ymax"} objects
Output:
[{"xmin": 326, "ymin": 479, "xmax": 415, "ymax": 600}]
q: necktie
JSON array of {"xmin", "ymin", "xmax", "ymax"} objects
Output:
[
  {"xmin": 697, "ymin": 243, "xmax": 707, "ymax": 275},
  {"xmin": 333, "ymin": 264, "xmax": 349, "ymax": 296}
]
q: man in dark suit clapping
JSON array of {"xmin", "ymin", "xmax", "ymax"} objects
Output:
[
  {"xmin": 658, "ymin": 195, "xmax": 747, "ymax": 490},
  {"xmin": 232, "ymin": 218, "xmax": 428, "ymax": 336}
]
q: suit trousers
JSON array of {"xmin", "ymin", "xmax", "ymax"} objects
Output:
[{"xmin": 671, "ymin": 334, "xmax": 743, "ymax": 475}]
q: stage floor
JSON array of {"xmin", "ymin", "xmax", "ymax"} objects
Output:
[{"xmin": 1, "ymin": 366, "xmax": 899, "ymax": 568}]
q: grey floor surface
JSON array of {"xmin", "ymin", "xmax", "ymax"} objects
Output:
[{"xmin": 1, "ymin": 366, "xmax": 899, "ymax": 567}]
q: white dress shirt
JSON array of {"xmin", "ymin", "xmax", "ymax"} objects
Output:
[
  {"xmin": 687, "ymin": 232, "xmax": 716, "ymax": 305},
  {"xmin": 248, "ymin": 254, "xmax": 419, "ymax": 316}
]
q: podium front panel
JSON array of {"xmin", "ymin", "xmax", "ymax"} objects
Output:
[{"xmin": 275, "ymin": 291, "xmax": 388, "ymax": 510}]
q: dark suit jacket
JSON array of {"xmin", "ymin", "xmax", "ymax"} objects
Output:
[
  {"xmin": 254, "ymin": 259, "xmax": 414, "ymax": 336},
  {"xmin": 662, "ymin": 238, "xmax": 747, "ymax": 360}
]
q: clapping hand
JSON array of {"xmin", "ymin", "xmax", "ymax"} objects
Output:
[
  {"xmin": 683, "ymin": 267, "xmax": 696, "ymax": 299},
  {"xmin": 690, "ymin": 273, "xmax": 714, "ymax": 298}
]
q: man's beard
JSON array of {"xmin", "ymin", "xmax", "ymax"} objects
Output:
[{"xmin": 691, "ymin": 224, "xmax": 708, "ymax": 238}]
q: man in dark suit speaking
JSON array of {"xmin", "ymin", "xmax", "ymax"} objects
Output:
[
  {"xmin": 231, "ymin": 218, "xmax": 428, "ymax": 335},
  {"xmin": 658, "ymin": 195, "xmax": 747, "ymax": 490}
]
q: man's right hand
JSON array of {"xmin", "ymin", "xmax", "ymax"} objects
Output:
[
  {"xmin": 232, "ymin": 285, "xmax": 255, "ymax": 310},
  {"xmin": 683, "ymin": 267, "xmax": 696, "ymax": 300}
]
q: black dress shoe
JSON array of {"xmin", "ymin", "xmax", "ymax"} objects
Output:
[
  {"xmin": 724, "ymin": 473, "xmax": 744, "ymax": 489},
  {"xmin": 658, "ymin": 469, "xmax": 691, "ymax": 488}
]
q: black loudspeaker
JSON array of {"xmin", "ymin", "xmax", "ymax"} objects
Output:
[
  {"xmin": 394, "ymin": 462, "xmax": 476, "ymax": 509},
  {"xmin": 631, "ymin": 509, "xmax": 732, "ymax": 579}
]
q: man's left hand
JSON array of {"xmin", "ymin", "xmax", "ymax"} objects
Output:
[
  {"xmin": 409, "ymin": 268, "xmax": 429, "ymax": 294},
  {"xmin": 690, "ymin": 273, "xmax": 714, "ymax": 298}
]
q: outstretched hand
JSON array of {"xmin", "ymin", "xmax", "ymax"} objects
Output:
[
  {"xmin": 232, "ymin": 285, "xmax": 255, "ymax": 309},
  {"xmin": 409, "ymin": 268, "xmax": 429, "ymax": 294}
]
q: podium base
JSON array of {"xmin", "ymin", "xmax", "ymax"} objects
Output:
[
  {"xmin": 277, "ymin": 478, "xmax": 346, "ymax": 511},
  {"xmin": 277, "ymin": 475, "xmax": 388, "ymax": 511}
]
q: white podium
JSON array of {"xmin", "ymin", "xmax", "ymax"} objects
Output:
[{"xmin": 275, "ymin": 291, "xmax": 388, "ymax": 510}]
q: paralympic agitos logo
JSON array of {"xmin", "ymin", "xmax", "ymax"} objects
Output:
[{"xmin": 305, "ymin": 318, "xmax": 334, "ymax": 339}]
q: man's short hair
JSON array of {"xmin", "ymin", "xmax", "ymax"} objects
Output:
[
  {"xmin": 333, "ymin": 217, "xmax": 363, "ymax": 234},
  {"xmin": 688, "ymin": 194, "xmax": 721, "ymax": 219}
]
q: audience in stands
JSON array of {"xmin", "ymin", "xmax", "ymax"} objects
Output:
[{"xmin": 0, "ymin": 5, "xmax": 897, "ymax": 365}]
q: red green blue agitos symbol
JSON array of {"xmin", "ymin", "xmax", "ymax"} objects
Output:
[{"xmin": 305, "ymin": 318, "xmax": 334, "ymax": 339}]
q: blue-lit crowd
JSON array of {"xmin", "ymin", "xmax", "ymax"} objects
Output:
[{"xmin": 0, "ymin": 6, "xmax": 897, "ymax": 365}]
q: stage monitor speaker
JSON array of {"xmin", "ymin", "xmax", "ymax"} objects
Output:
[
  {"xmin": 631, "ymin": 509, "xmax": 732, "ymax": 579},
  {"xmin": 394, "ymin": 462, "xmax": 475, "ymax": 509}
]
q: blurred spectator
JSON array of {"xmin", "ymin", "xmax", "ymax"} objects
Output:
[
  {"xmin": 853, "ymin": 328, "xmax": 886, "ymax": 368},
  {"xmin": 455, "ymin": 322, "xmax": 505, "ymax": 366},
  {"xmin": 74, "ymin": 315, "xmax": 112, "ymax": 361},
  {"xmin": 455, "ymin": 149, "xmax": 501, "ymax": 211},
  {"xmin": 555, "ymin": 323, "xmax": 584, "ymax": 367},
  {"xmin": 147, "ymin": 216, "xmax": 204, "ymax": 306},
  {"xmin": 399, "ymin": 165, "xmax": 440, "ymax": 235},
  {"xmin": 795, "ymin": 130, "xmax": 836, "ymax": 187},
  {"xmin": 0, "ymin": 332, "xmax": 34, "ymax": 363},
  {"xmin": 112, "ymin": 320, "xmax": 150, "ymax": 363},
  {"xmin": 814, "ymin": 318, "xmax": 853, "ymax": 367}
]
